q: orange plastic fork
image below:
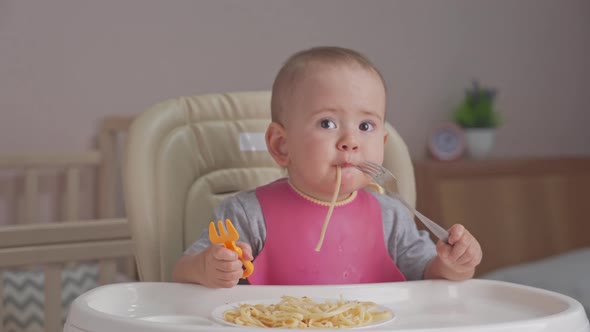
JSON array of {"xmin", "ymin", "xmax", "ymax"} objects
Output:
[{"xmin": 208, "ymin": 219, "xmax": 254, "ymax": 279}]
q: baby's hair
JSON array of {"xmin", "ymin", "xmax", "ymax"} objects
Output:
[{"xmin": 270, "ymin": 46, "xmax": 386, "ymax": 123}]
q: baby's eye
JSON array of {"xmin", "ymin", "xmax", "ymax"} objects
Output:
[
  {"xmin": 319, "ymin": 119, "xmax": 336, "ymax": 129},
  {"xmin": 359, "ymin": 122, "xmax": 375, "ymax": 131}
]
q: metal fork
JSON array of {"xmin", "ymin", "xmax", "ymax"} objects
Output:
[{"xmin": 355, "ymin": 161, "xmax": 449, "ymax": 243}]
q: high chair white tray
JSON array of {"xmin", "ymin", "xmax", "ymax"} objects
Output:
[{"xmin": 64, "ymin": 279, "xmax": 589, "ymax": 332}]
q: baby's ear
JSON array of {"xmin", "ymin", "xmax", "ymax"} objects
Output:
[
  {"xmin": 265, "ymin": 122, "xmax": 289, "ymax": 167},
  {"xmin": 383, "ymin": 130, "xmax": 388, "ymax": 145}
]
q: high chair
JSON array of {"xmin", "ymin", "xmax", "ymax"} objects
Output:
[
  {"xmin": 122, "ymin": 90, "xmax": 417, "ymax": 282},
  {"xmin": 65, "ymin": 91, "xmax": 589, "ymax": 332}
]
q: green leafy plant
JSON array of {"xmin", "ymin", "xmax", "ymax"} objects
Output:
[{"xmin": 453, "ymin": 80, "xmax": 501, "ymax": 128}]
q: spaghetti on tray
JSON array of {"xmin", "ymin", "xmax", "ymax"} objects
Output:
[{"xmin": 223, "ymin": 295, "xmax": 392, "ymax": 328}]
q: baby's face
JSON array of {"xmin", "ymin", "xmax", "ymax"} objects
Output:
[{"xmin": 281, "ymin": 63, "xmax": 387, "ymax": 201}]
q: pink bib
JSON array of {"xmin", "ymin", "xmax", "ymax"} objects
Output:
[{"xmin": 248, "ymin": 179, "xmax": 405, "ymax": 285}]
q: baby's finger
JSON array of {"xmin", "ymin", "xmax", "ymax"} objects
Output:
[
  {"xmin": 448, "ymin": 237, "xmax": 469, "ymax": 262},
  {"xmin": 436, "ymin": 240, "xmax": 452, "ymax": 260},
  {"xmin": 447, "ymin": 224, "xmax": 465, "ymax": 245},
  {"xmin": 211, "ymin": 246, "xmax": 238, "ymax": 261},
  {"xmin": 236, "ymin": 242, "xmax": 254, "ymax": 261},
  {"xmin": 215, "ymin": 259, "xmax": 244, "ymax": 273},
  {"xmin": 467, "ymin": 252, "xmax": 483, "ymax": 267},
  {"xmin": 214, "ymin": 273, "xmax": 241, "ymax": 288},
  {"xmin": 217, "ymin": 269, "xmax": 244, "ymax": 282},
  {"xmin": 459, "ymin": 242, "xmax": 483, "ymax": 266},
  {"xmin": 456, "ymin": 246, "xmax": 476, "ymax": 266}
]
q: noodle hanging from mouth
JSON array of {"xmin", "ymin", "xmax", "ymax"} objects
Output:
[{"xmin": 314, "ymin": 166, "xmax": 342, "ymax": 252}]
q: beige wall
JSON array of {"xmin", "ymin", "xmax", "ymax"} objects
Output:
[{"xmin": 1, "ymin": 0, "xmax": 589, "ymax": 159}]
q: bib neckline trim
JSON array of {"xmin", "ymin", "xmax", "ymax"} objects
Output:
[{"xmin": 287, "ymin": 180, "xmax": 357, "ymax": 207}]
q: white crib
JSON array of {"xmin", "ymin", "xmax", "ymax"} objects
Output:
[{"xmin": 0, "ymin": 117, "xmax": 136, "ymax": 332}]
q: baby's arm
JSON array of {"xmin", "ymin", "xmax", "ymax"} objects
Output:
[
  {"xmin": 172, "ymin": 190, "xmax": 265, "ymax": 287},
  {"xmin": 380, "ymin": 195, "xmax": 437, "ymax": 281},
  {"xmin": 381, "ymin": 194, "xmax": 481, "ymax": 281},
  {"xmin": 172, "ymin": 241, "xmax": 252, "ymax": 288},
  {"xmin": 424, "ymin": 224, "xmax": 482, "ymax": 280}
]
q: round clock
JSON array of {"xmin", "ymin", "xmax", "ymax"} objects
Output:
[{"xmin": 428, "ymin": 122, "xmax": 465, "ymax": 161}]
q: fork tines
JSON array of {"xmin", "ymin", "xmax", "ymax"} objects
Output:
[
  {"xmin": 356, "ymin": 161, "xmax": 397, "ymax": 180},
  {"xmin": 209, "ymin": 219, "xmax": 239, "ymax": 243}
]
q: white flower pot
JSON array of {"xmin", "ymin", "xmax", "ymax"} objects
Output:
[{"xmin": 464, "ymin": 128, "xmax": 495, "ymax": 159}]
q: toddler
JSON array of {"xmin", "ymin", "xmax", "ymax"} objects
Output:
[{"xmin": 173, "ymin": 46, "xmax": 482, "ymax": 288}]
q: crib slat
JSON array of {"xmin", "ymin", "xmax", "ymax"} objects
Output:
[
  {"xmin": 0, "ymin": 218, "xmax": 129, "ymax": 249},
  {"xmin": 1, "ymin": 178, "xmax": 16, "ymax": 226},
  {"xmin": 24, "ymin": 168, "xmax": 39, "ymax": 224},
  {"xmin": 125, "ymin": 256, "xmax": 138, "ymax": 280},
  {"xmin": 0, "ymin": 152, "xmax": 101, "ymax": 167},
  {"xmin": 98, "ymin": 131, "xmax": 117, "ymax": 218},
  {"xmin": 44, "ymin": 264, "xmax": 63, "ymax": 332},
  {"xmin": 0, "ymin": 270, "xmax": 4, "ymax": 332},
  {"xmin": 63, "ymin": 167, "xmax": 80, "ymax": 221},
  {"xmin": 0, "ymin": 239, "xmax": 133, "ymax": 267},
  {"xmin": 99, "ymin": 259, "xmax": 117, "ymax": 285}
]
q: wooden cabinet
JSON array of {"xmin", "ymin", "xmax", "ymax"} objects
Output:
[{"xmin": 413, "ymin": 157, "xmax": 590, "ymax": 275}]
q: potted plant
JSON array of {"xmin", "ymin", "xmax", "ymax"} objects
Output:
[{"xmin": 453, "ymin": 80, "xmax": 501, "ymax": 159}]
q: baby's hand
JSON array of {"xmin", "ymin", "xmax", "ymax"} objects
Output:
[
  {"xmin": 202, "ymin": 241, "xmax": 253, "ymax": 288},
  {"xmin": 436, "ymin": 224, "xmax": 482, "ymax": 276}
]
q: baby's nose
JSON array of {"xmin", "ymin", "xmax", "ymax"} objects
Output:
[{"xmin": 337, "ymin": 137, "xmax": 359, "ymax": 151}]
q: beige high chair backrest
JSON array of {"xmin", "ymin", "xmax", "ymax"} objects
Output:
[{"xmin": 124, "ymin": 91, "xmax": 416, "ymax": 282}]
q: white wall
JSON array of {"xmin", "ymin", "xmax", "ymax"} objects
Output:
[{"xmin": 1, "ymin": 0, "xmax": 589, "ymax": 159}]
